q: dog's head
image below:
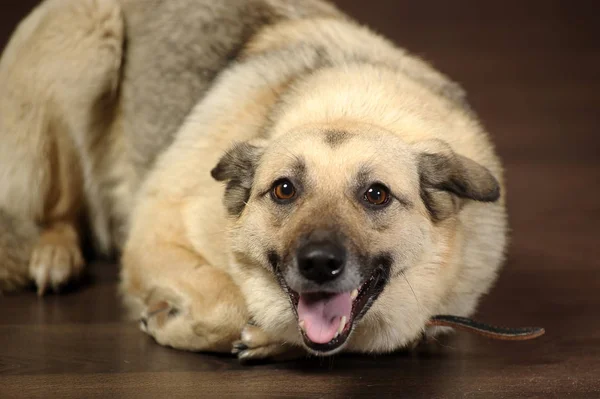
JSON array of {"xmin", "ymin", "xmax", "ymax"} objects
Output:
[{"xmin": 211, "ymin": 124, "xmax": 500, "ymax": 355}]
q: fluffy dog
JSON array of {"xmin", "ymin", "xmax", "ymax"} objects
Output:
[{"xmin": 0, "ymin": 0, "xmax": 506, "ymax": 360}]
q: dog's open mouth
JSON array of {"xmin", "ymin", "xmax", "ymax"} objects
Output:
[{"xmin": 280, "ymin": 267, "xmax": 388, "ymax": 354}]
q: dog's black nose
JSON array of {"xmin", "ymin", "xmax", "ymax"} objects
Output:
[{"xmin": 297, "ymin": 242, "xmax": 346, "ymax": 283}]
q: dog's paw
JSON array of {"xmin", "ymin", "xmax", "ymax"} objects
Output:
[
  {"xmin": 232, "ymin": 324, "xmax": 304, "ymax": 364},
  {"xmin": 29, "ymin": 241, "xmax": 84, "ymax": 296},
  {"xmin": 138, "ymin": 295, "xmax": 201, "ymax": 351},
  {"xmin": 138, "ymin": 287, "xmax": 241, "ymax": 353},
  {"xmin": 140, "ymin": 300, "xmax": 179, "ymax": 334}
]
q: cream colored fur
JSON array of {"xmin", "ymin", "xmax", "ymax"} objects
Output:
[
  {"xmin": 123, "ymin": 21, "xmax": 506, "ymax": 355},
  {"xmin": 0, "ymin": 0, "xmax": 506, "ymax": 359},
  {"xmin": 0, "ymin": 0, "xmax": 125, "ymax": 293}
]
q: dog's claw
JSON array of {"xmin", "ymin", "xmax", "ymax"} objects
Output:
[
  {"xmin": 232, "ymin": 324, "xmax": 303, "ymax": 363},
  {"xmin": 36, "ymin": 275, "xmax": 48, "ymax": 296},
  {"xmin": 231, "ymin": 341, "xmax": 249, "ymax": 354},
  {"xmin": 139, "ymin": 317, "xmax": 149, "ymax": 332},
  {"xmin": 30, "ymin": 241, "xmax": 84, "ymax": 296}
]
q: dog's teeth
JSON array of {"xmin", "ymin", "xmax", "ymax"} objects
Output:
[
  {"xmin": 299, "ymin": 320, "xmax": 306, "ymax": 331},
  {"xmin": 351, "ymin": 289, "xmax": 358, "ymax": 300},
  {"xmin": 338, "ymin": 316, "xmax": 347, "ymax": 335}
]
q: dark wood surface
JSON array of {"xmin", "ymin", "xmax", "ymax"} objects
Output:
[{"xmin": 1, "ymin": 1, "xmax": 599, "ymax": 398}]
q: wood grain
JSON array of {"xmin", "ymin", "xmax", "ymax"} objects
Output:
[{"xmin": 1, "ymin": 1, "xmax": 599, "ymax": 397}]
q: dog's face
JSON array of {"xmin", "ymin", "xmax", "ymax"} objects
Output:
[{"xmin": 212, "ymin": 124, "xmax": 500, "ymax": 355}]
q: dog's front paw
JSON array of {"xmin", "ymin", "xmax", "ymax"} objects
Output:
[
  {"xmin": 232, "ymin": 324, "xmax": 304, "ymax": 364},
  {"xmin": 29, "ymin": 241, "xmax": 84, "ymax": 296},
  {"xmin": 140, "ymin": 299, "xmax": 179, "ymax": 338},
  {"xmin": 140, "ymin": 297, "xmax": 213, "ymax": 352},
  {"xmin": 139, "ymin": 286, "xmax": 243, "ymax": 353}
]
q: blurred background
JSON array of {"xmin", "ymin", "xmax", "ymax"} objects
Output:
[{"xmin": 0, "ymin": 1, "xmax": 598, "ymax": 396}]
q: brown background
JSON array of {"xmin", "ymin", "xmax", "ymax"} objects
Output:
[{"xmin": 1, "ymin": 1, "xmax": 599, "ymax": 398}]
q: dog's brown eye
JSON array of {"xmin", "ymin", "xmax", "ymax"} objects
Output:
[
  {"xmin": 272, "ymin": 179, "xmax": 296, "ymax": 202},
  {"xmin": 364, "ymin": 184, "xmax": 390, "ymax": 206}
]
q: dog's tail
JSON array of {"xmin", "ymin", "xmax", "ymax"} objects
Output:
[{"xmin": 0, "ymin": 209, "xmax": 39, "ymax": 293}]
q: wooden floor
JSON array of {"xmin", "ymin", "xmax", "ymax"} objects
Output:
[{"xmin": 1, "ymin": 1, "xmax": 599, "ymax": 398}]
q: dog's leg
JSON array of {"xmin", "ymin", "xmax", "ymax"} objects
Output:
[
  {"xmin": 123, "ymin": 247, "xmax": 249, "ymax": 353},
  {"xmin": 29, "ymin": 222, "xmax": 84, "ymax": 295},
  {"xmin": 141, "ymin": 269, "xmax": 248, "ymax": 353},
  {"xmin": 124, "ymin": 236, "xmax": 302, "ymax": 357},
  {"xmin": 0, "ymin": 0, "xmax": 124, "ymax": 294},
  {"xmin": 121, "ymin": 197, "xmax": 249, "ymax": 352}
]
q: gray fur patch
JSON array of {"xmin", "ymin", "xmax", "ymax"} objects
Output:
[
  {"xmin": 323, "ymin": 130, "xmax": 353, "ymax": 148},
  {"xmin": 121, "ymin": 0, "xmax": 281, "ymax": 175},
  {"xmin": 212, "ymin": 142, "xmax": 265, "ymax": 216},
  {"xmin": 289, "ymin": 157, "xmax": 307, "ymax": 182}
]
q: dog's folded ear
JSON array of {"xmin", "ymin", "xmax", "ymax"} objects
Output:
[
  {"xmin": 211, "ymin": 141, "xmax": 266, "ymax": 216},
  {"xmin": 415, "ymin": 140, "xmax": 501, "ymax": 222}
]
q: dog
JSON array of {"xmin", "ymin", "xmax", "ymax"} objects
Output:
[{"xmin": 0, "ymin": 0, "xmax": 506, "ymax": 360}]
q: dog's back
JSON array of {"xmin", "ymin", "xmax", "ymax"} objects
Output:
[
  {"xmin": 93, "ymin": 0, "xmax": 345, "ymax": 252},
  {"xmin": 0, "ymin": 0, "xmax": 342, "ymax": 292},
  {"xmin": 118, "ymin": 0, "xmax": 342, "ymax": 175}
]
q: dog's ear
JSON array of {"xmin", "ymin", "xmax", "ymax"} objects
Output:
[
  {"xmin": 416, "ymin": 141, "xmax": 500, "ymax": 221},
  {"xmin": 211, "ymin": 141, "xmax": 266, "ymax": 216}
]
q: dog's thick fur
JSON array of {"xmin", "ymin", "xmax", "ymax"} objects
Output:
[{"xmin": 0, "ymin": 0, "xmax": 506, "ymax": 359}]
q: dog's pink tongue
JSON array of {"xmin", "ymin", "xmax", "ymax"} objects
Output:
[{"xmin": 298, "ymin": 292, "xmax": 352, "ymax": 344}]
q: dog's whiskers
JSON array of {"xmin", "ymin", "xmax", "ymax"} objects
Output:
[
  {"xmin": 402, "ymin": 270, "xmax": 423, "ymax": 314},
  {"xmin": 242, "ymin": 200, "xmax": 261, "ymax": 212}
]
